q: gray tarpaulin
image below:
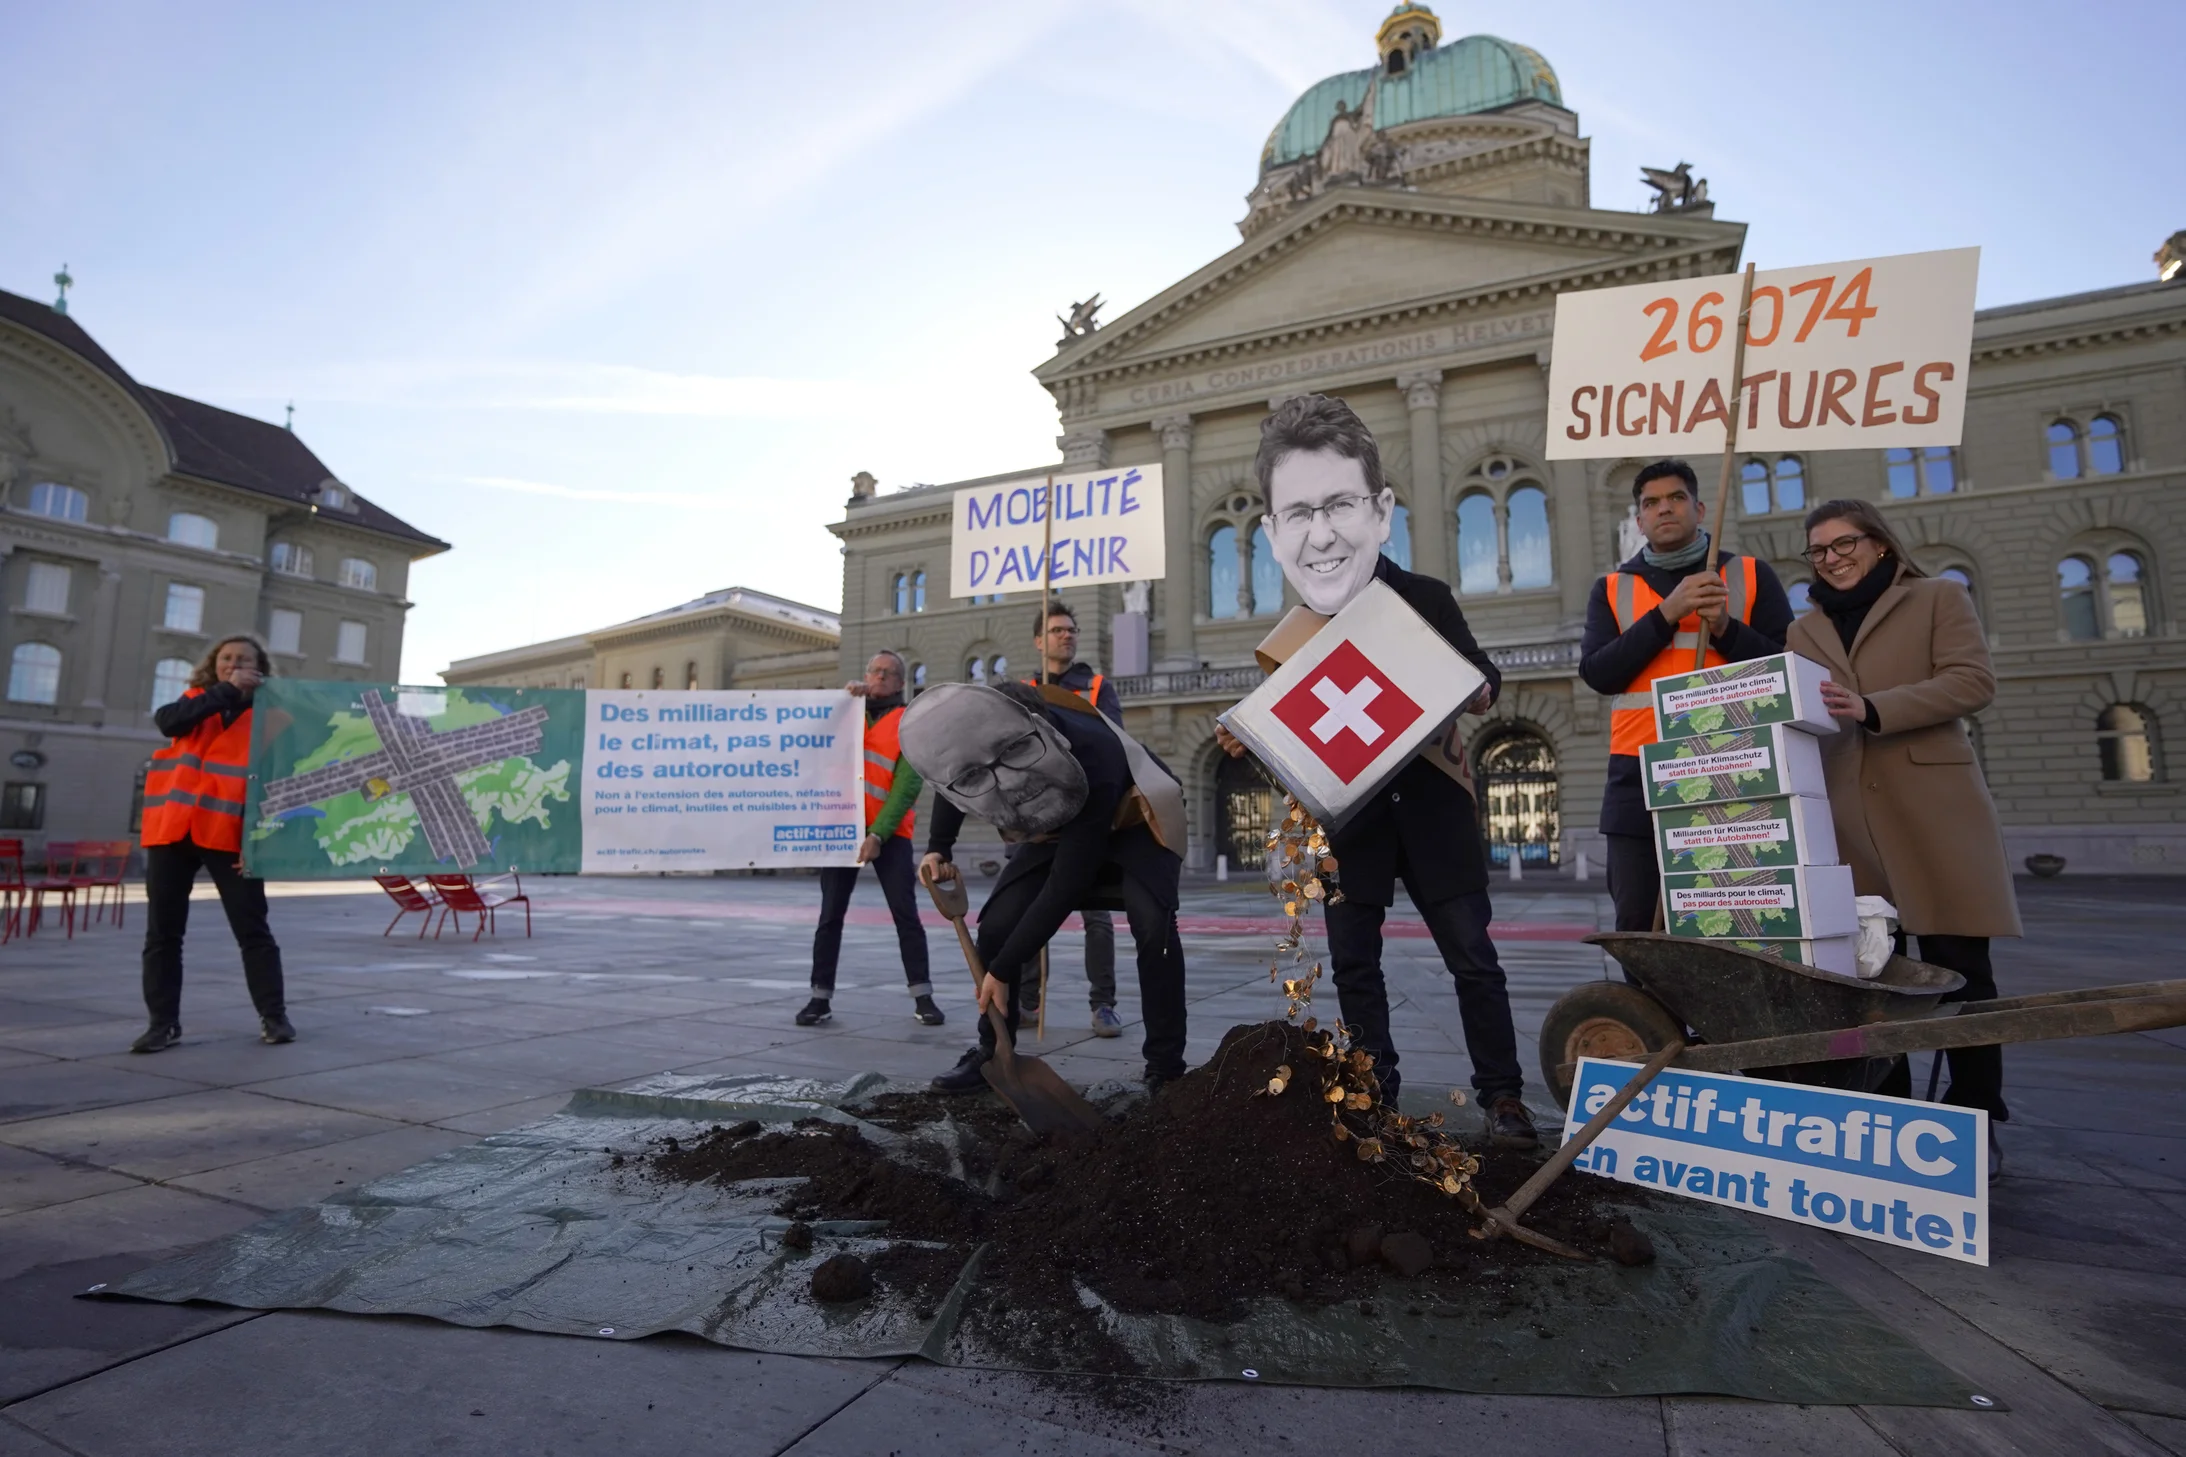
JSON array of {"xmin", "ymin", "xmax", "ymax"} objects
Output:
[{"xmin": 101, "ymin": 1072, "xmax": 1985, "ymax": 1406}]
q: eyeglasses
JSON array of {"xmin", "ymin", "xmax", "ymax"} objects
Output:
[
  {"xmin": 1802, "ymin": 532, "xmax": 1870, "ymax": 565},
  {"xmin": 945, "ymin": 730, "xmax": 1049, "ymax": 796},
  {"xmin": 1270, "ymin": 494, "xmax": 1372, "ymax": 533}
]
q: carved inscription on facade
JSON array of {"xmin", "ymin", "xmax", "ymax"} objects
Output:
[{"xmin": 1119, "ymin": 311, "xmax": 1554, "ymax": 411}]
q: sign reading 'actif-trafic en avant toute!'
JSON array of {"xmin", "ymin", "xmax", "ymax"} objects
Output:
[{"xmin": 1545, "ymin": 247, "xmax": 1979, "ymax": 459}]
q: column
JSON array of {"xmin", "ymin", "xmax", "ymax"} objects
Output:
[
  {"xmin": 1233, "ymin": 527, "xmax": 1254, "ymax": 617},
  {"xmin": 81, "ymin": 563, "xmax": 123, "ymax": 711},
  {"xmin": 1057, "ymin": 428, "xmax": 1110, "ymax": 470},
  {"xmin": 1153, "ymin": 415, "xmax": 1196, "ymax": 669},
  {"xmin": 1396, "ymin": 370, "xmax": 1448, "ymax": 584}
]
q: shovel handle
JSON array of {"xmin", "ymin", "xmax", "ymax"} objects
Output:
[{"xmin": 922, "ymin": 864, "xmax": 1017, "ymax": 1062}]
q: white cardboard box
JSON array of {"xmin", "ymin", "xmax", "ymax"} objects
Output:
[
  {"xmin": 1652, "ymin": 651, "xmax": 1839, "ymax": 741},
  {"xmin": 1641, "ymin": 724, "xmax": 1828, "ymax": 812},
  {"xmin": 1710, "ymin": 935, "xmax": 1860, "ymax": 979},
  {"xmin": 1661, "ymin": 864, "xmax": 1858, "ymax": 940},
  {"xmin": 1653, "ymin": 794, "xmax": 1838, "ymax": 875},
  {"xmin": 1218, "ymin": 579, "xmax": 1486, "ymax": 831}
]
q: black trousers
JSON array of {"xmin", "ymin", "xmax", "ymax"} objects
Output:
[
  {"xmin": 1324, "ymin": 888, "xmax": 1524, "ymax": 1104},
  {"xmin": 1915, "ymin": 934, "xmax": 2006, "ymax": 1121},
  {"xmin": 1081, "ymin": 907, "xmax": 1116, "ymax": 1008},
  {"xmin": 810, "ymin": 834, "xmax": 932, "ymax": 998},
  {"xmin": 973, "ymin": 872, "xmax": 1186, "ymax": 1079},
  {"xmin": 1606, "ymin": 832, "xmax": 1661, "ymax": 933},
  {"xmin": 141, "ymin": 837, "xmax": 285, "ymax": 1026}
]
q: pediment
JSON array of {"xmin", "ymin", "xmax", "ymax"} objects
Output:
[{"xmin": 1040, "ymin": 191, "xmax": 1743, "ymax": 389}]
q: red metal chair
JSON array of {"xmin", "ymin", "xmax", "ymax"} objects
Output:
[
  {"xmin": 81, "ymin": 840, "xmax": 131, "ymax": 927},
  {"xmin": 373, "ymin": 874, "xmax": 441, "ymax": 937},
  {"xmin": 425, "ymin": 872, "xmax": 531, "ymax": 941},
  {"xmin": 29, "ymin": 842, "xmax": 82, "ymax": 939},
  {"xmin": 0, "ymin": 839, "xmax": 25, "ymax": 943}
]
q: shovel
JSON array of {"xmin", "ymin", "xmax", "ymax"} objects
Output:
[{"xmin": 920, "ymin": 866, "xmax": 1106, "ymax": 1138}]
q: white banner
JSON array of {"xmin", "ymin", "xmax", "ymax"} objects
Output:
[
  {"xmin": 948, "ymin": 464, "xmax": 1165, "ymax": 599},
  {"xmin": 580, "ymin": 690, "xmax": 864, "ymax": 873},
  {"xmin": 1546, "ymin": 246, "xmax": 1979, "ymax": 458}
]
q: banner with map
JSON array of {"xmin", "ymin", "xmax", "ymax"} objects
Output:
[{"xmin": 243, "ymin": 681, "xmax": 863, "ymax": 878}]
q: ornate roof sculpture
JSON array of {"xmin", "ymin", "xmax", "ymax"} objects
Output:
[{"xmin": 1241, "ymin": 4, "xmax": 1582, "ymax": 238}]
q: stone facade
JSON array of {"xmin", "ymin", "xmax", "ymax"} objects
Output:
[
  {"xmin": 441, "ymin": 586, "xmax": 840, "ymax": 696},
  {"xmin": 0, "ymin": 288, "xmax": 447, "ymax": 846},
  {"xmin": 829, "ymin": 16, "xmax": 2186, "ymax": 876}
]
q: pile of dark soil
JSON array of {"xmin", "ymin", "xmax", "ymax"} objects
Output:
[{"xmin": 642, "ymin": 1021, "xmax": 1653, "ymax": 1372}]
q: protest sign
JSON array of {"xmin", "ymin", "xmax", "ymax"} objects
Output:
[
  {"xmin": 1546, "ymin": 246, "xmax": 1979, "ymax": 459},
  {"xmin": 1564, "ymin": 1057, "xmax": 1988, "ymax": 1265},
  {"xmin": 948, "ymin": 465, "xmax": 1165, "ymax": 598},
  {"xmin": 244, "ymin": 680, "xmax": 862, "ymax": 877}
]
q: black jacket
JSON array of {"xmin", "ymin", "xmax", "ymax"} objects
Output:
[
  {"xmin": 1578, "ymin": 548, "xmax": 1793, "ymax": 837},
  {"xmin": 1325, "ymin": 555, "xmax": 1502, "ymax": 908},
  {"xmin": 154, "ymin": 682, "xmax": 249, "ymax": 739},
  {"xmin": 925, "ymin": 698, "xmax": 1179, "ymax": 984}
]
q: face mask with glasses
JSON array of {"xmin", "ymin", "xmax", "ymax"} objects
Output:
[
  {"xmin": 944, "ymin": 728, "xmax": 1052, "ymax": 797},
  {"xmin": 1271, "ymin": 493, "xmax": 1374, "ymax": 533}
]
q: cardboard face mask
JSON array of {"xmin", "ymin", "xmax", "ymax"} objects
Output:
[
  {"xmin": 898, "ymin": 683, "xmax": 1087, "ymax": 837},
  {"xmin": 1263, "ymin": 447, "xmax": 1394, "ymax": 616}
]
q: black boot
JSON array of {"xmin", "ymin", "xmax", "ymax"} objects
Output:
[
  {"xmin": 794, "ymin": 998, "xmax": 832, "ymax": 1027},
  {"xmin": 931, "ymin": 1045, "xmax": 990, "ymax": 1094},
  {"xmin": 912, "ymin": 995, "xmax": 945, "ymax": 1026}
]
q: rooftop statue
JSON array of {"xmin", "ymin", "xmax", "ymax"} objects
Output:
[
  {"xmin": 1641, "ymin": 161, "xmax": 1709, "ymax": 212},
  {"xmin": 1056, "ymin": 294, "xmax": 1104, "ymax": 345}
]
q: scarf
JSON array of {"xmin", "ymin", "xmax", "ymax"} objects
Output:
[
  {"xmin": 865, "ymin": 691, "xmax": 905, "ymax": 723},
  {"xmin": 1808, "ymin": 557, "xmax": 1899, "ymax": 649},
  {"xmin": 1642, "ymin": 531, "xmax": 1710, "ymax": 573}
]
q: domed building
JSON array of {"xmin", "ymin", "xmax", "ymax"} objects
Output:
[{"xmin": 831, "ymin": 6, "xmax": 2186, "ymax": 877}]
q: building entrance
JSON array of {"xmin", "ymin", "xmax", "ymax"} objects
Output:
[{"xmin": 1476, "ymin": 729, "xmax": 1559, "ymax": 868}]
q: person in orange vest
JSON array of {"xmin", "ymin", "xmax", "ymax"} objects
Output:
[
  {"xmin": 132, "ymin": 635, "xmax": 292, "ymax": 1053},
  {"xmin": 1020, "ymin": 599, "xmax": 1128, "ymax": 1038},
  {"xmin": 798, "ymin": 650, "xmax": 943, "ymax": 1028},
  {"xmin": 1579, "ymin": 460, "xmax": 1793, "ymax": 932}
]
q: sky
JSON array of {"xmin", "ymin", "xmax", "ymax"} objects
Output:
[{"xmin": 4, "ymin": 0, "xmax": 2180, "ymax": 682}]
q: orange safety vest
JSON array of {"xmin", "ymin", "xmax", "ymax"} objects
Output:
[
  {"xmin": 862, "ymin": 705, "xmax": 915, "ymax": 840},
  {"xmin": 142, "ymin": 688, "xmax": 253, "ymax": 852},
  {"xmin": 1604, "ymin": 557, "xmax": 1760, "ymax": 756},
  {"xmin": 1024, "ymin": 672, "xmax": 1104, "ymax": 712}
]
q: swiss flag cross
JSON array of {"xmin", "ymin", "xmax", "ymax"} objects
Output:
[{"xmin": 1269, "ymin": 639, "xmax": 1425, "ymax": 784}]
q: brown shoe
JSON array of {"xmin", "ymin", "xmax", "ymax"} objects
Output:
[{"xmin": 1488, "ymin": 1095, "xmax": 1538, "ymax": 1150}]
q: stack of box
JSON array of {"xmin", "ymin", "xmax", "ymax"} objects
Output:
[{"xmin": 1639, "ymin": 652, "xmax": 1859, "ymax": 976}]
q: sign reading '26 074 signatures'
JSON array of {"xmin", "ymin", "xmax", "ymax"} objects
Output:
[{"xmin": 1545, "ymin": 247, "xmax": 1979, "ymax": 459}]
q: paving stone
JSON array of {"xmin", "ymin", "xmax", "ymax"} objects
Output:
[
  {"xmin": 167, "ymin": 1124, "xmax": 482, "ymax": 1210},
  {"xmin": 0, "ymin": 1088, "xmax": 406, "ymax": 1182},
  {"xmin": 0, "ymin": 1062, "xmax": 209, "ymax": 1127},
  {"xmin": 0, "ymin": 1143, "xmax": 139, "ymax": 1217},
  {"xmin": 1664, "ymin": 1399, "xmax": 1899, "ymax": 1455},
  {"xmin": 244, "ymin": 1059, "xmax": 569, "ymax": 1123}
]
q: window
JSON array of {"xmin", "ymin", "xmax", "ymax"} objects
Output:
[
  {"xmin": 1385, "ymin": 504, "xmax": 1412, "ymax": 572},
  {"xmin": 1886, "ymin": 447, "xmax": 1956, "ymax": 497},
  {"xmin": 270, "ymin": 542, "xmax": 314, "ymax": 578},
  {"xmin": 1786, "ymin": 579, "xmax": 1813, "ymax": 615},
  {"xmin": 167, "ymin": 512, "xmax": 219, "ymax": 549},
  {"xmin": 314, "ymin": 481, "xmax": 350, "ymax": 509},
  {"xmin": 685, "ymin": 661, "xmax": 699, "ymax": 690},
  {"xmin": 2088, "ymin": 415, "xmax": 2125, "ymax": 475},
  {"xmin": 650, "ymin": 665, "xmax": 664, "ymax": 689},
  {"xmin": 990, "ymin": 654, "xmax": 1007, "ymax": 681},
  {"xmin": 891, "ymin": 574, "xmax": 909, "ymax": 615},
  {"xmin": 1506, "ymin": 486, "xmax": 1552, "ymax": 590},
  {"xmin": 0, "ymin": 782, "xmax": 45, "ymax": 830},
  {"xmin": 163, "ymin": 583, "xmax": 205, "ymax": 633},
  {"xmin": 966, "ymin": 657, "xmax": 986, "ymax": 683},
  {"xmin": 338, "ymin": 557, "xmax": 377, "ymax": 590},
  {"xmin": 129, "ymin": 761, "xmax": 150, "ymax": 833},
  {"xmin": 267, "ymin": 608, "xmax": 302, "ymax": 654},
  {"xmin": 1249, "ymin": 525, "xmax": 1282, "ymax": 616},
  {"xmin": 2047, "ymin": 421, "xmax": 2081, "ymax": 479},
  {"xmin": 911, "ymin": 662, "xmax": 927, "ymax": 690},
  {"xmin": 151, "ymin": 658, "xmax": 192, "ymax": 708},
  {"xmin": 8, "ymin": 643, "xmax": 60, "ymax": 704},
  {"xmin": 2060, "ymin": 549, "xmax": 2150, "ymax": 640},
  {"xmin": 1456, "ymin": 493, "xmax": 1497, "ymax": 595},
  {"xmin": 2097, "ymin": 704, "xmax": 2160, "ymax": 783},
  {"xmin": 619, "ymin": 671, "xmax": 632, "ymax": 688},
  {"xmin": 1740, "ymin": 456, "xmax": 1805, "ymax": 515},
  {"xmin": 24, "ymin": 483, "xmax": 87, "ymax": 522},
  {"xmin": 2049, "ymin": 416, "xmax": 2128, "ymax": 479},
  {"xmin": 1476, "ymin": 730, "xmax": 1560, "ymax": 868},
  {"xmin": 1456, "ymin": 459, "xmax": 1554, "ymax": 595},
  {"xmin": 335, "ymin": 620, "xmax": 368, "ymax": 664},
  {"xmin": 22, "ymin": 562, "xmax": 69, "ymax": 614},
  {"xmin": 912, "ymin": 571, "xmax": 927, "ymax": 612},
  {"xmin": 1936, "ymin": 565, "xmax": 1976, "ymax": 614},
  {"xmin": 1208, "ymin": 524, "xmax": 1241, "ymax": 620}
]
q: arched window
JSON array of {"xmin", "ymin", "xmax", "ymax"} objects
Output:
[
  {"xmin": 339, "ymin": 557, "xmax": 377, "ymax": 591},
  {"xmin": 1741, "ymin": 456, "xmax": 1805, "ymax": 515},
  {"xmin": 8, "ymin": 643, "xmax": 61, "ymax": 704},
  {"xmin": 1739, "ymin": 459, "xmax": 1770, "ymax": 516},
  {"xmin": 2047, "ymin": 420, "xmax": 2082, "ymax": 479},
  {"xmin": 2059, "ymin": 556, "xmax": 2099, "ymax": 641},
  {"xmin": 966, "ymin": 657, "xmax": 986, "ymax": 683},
  {"xmin": 167, "ymin": 512, "xmax": 219, "ymax": 549},
  {"xmin": 1456, "ymin": 493, "xmax": 1497, "ymax": 595},
  {"xmin": 1216, "ymin": 753, "xmax": 1278, "ymax": 871},
  {"xmin": 619, "ymin": 671, "xmax": 632, "ymax": 688},
  {"xmin": 2107, "ymin": 552, "xmax": 2148, "ymax": 637},
  {"xmin": 912, "ymin": 571, "xmax": 928, "ymax": 612},
  {"xmin": 1786, "ymin": 578, "xmax": 1813, "ymax": 615},
  {"xmin": 150, "ymin": 658, "xmax": 192, "ymax": 708},
  {"xmin": 2097, "ymin": 704, "xmax": 2161, "ymax": 783},
  {"xmin": 270, "ymin": 542, "xmax": 313, "ymax": 578},
  {"xmin": 911, "ymin": 662, "xmax": 927, "ymax": 690},
  {"xmin": 1886, "ymin": 447, "xmax": 1956, "ymax": 497},
  {"xmin": 24, "ymin": 483, "xmax": 88, "ymax": 522},
  {"xmin": 1207, "ymin": 525, "xmax": 1241, "ymax": 620},
  {"xmin": 684, "ymin": 661, "xmax": 699, "ymax": 690},
  {"xmin": 989, "ymin": 654, "xmax": 1008, "ymax": 680},
  {"xmin": 891, "ymin": 574, "xmax": 908, "ymax": 615},
  {"xmin": 1936, "ymin": 565, "xmax": 1976, "ymax": 616},
  {"xmin": 1475, "ymin": 730, "xmax": 1560, "ymax": 868},
  {"xmin": 2087, "ymin": 415, "xmax": 2125, "ymax": 475},
  {"xmin": 1249, "ymin": 525, "xmax": 1282, "ymax": 616},
  {"xmin": 1506, "ymin": 487, "xmax": 1551, "ymax": 590},
  {"xmin": 1385, "ymin": 504, "xmax": 1412, "ymax": 572}
]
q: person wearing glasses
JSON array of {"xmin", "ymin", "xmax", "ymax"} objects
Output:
[
  {"xmin": 1213, "ymin": 394, "xmax": 1532, "ymax": 1147},
  {"xmin": 1789, "ymin": 499, "xmax": 2017, "ymax": 1160},
  {"xmin": 1020, "ymin": 600, "xmax": 1128, "ymax": 1038},
  {"xmin": 1579, "ymin": 459, "xmax": 1794, "ymax": 932},
  {"xmin": 797, "ymin": 650, "xmax": 945, "ymax": 1029}
]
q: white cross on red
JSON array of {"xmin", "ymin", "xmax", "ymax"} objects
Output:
[{"xmin": 1308, "ymin": 676, "xmax": 1384, "ymax": 745}]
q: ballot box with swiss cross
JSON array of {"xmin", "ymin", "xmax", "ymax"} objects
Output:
[{"xmin": 1219, "ymin": 578, "xmax": 1486, "ymax": 830}]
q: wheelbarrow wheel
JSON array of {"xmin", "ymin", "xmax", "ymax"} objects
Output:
[{"xmin": 1539, "ymin": 981, "xmax": 1686, "ymax": 1110}]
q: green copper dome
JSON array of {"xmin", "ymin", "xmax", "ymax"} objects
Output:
[{"xmin": 1259, "ymin": 33, "xmax": 1563, "ymax": 174}]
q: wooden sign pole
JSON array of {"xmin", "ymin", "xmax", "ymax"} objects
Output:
[
  {"xmin": 1697, "ymin": 262, "xmax": 1760, "ymax": 669},
  {"xmin": 1036, "ymin": 471, "xmax": 1055, "ymax": 1039}
]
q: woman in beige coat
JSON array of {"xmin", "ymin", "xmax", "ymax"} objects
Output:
[{"xmin": 1787, "ymin": 499, "xmax": 2020, "ymax": 1131}]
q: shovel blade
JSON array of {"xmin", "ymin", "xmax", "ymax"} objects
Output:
[{"xmin": 983, "ymin": 1048, "xmax": 1107, "ymax": 1137}]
